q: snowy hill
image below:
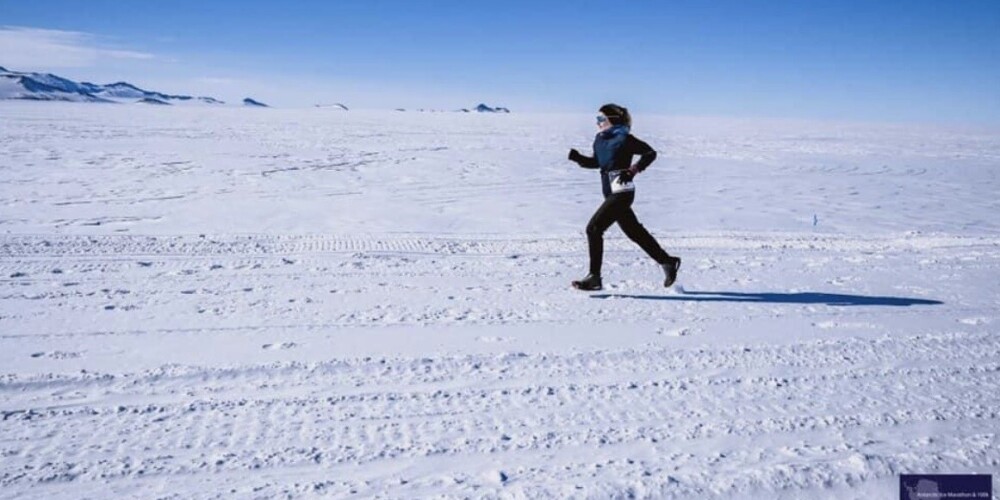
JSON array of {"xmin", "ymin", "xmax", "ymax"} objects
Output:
[
  {"xmin": 136, "ymin": 97, "xmax": 171, "ymax": 105},
  {"xmin": 243, "ymin": 97, "xmax": 269, "ymax": 107},
  {"xmin": 315, "ymin": 103, "xmax": 349, "ymax": 110},
  {"xmin": 0, "ymin": 71, "xmax": 111, "ymax": 102},
  {"xmin": 95, "ymin": 81, "xmax": 194, "ymax": 102},
  {"xmin": 402, "ymin": 105, "xmax": 512, "ymax": 113},
  {"xmin": 475, "ymin": 103, "xmax": 510, "ymax": 113},
  {"xmin": 0, "ymin": 66, "xmax": 226, "ymax": 105}
]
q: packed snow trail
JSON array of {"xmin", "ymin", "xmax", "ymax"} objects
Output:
[
  {"xmin": 1, "ymin": 104, "xmax": 998, "ymax": 498},
  {"xmin": 2, "ymin": 233, "xmax": 998, "ymax": 498}
]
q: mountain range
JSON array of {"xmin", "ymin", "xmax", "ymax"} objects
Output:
[
  {"xmin": 0, "ymin": 66, "xmax": 250, "ymax": 106},
  {"xmin": 1, "ymin": 66, "xmax": 510, "ymax": 112},
  {"xmin": 472, "ymin": 103, "xmax": 510, "ymax": 113},
  {"xmin": 400, "ymin": 104, "xmax": 511, "ymax": 113}
]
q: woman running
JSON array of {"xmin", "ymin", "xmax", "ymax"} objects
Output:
[{"xmin": 567, "ymin": 103, "xmax": 681, "ymax": 291}]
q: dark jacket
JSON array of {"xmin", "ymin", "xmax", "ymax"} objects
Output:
[{"xmin": 570, "ymin": 125, "xmax": 657, "ymax": 197}]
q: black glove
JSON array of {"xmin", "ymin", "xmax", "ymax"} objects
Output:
[{"xmin": 568, "ymin": 148, "xmax": 583, "ymax": 163}]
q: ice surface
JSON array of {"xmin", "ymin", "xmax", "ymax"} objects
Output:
[{"xmin": 1, "ymin": 102, "xmax": 998, "ymax": 498}]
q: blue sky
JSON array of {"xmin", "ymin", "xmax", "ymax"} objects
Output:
[{"xmin": 2, "ymin": 0, "xmax": 999, "ymax": 122}]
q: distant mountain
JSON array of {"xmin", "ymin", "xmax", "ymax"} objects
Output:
[
  {"xmin": 0, "ymin": 69, "xmax": 111, "ymax": 103},
  {"xmin": 96, "ymin": 82, "xmax": 196, "ymax": 102},
  {"xmin": 243, "ymin": 98, "xmax": 268, "ymax": 107},
  {"xmin": 136, "ymin": 97, "xmax": 171, "ymax": 105},
  {"xmin": 315, "ymin": 103, "xmax": 349, "ymax": 110},
  {"xmin": 1, "ymin": 67, "xmax": 514, "ymax": 111},
  {"xmin": 0, "ymin": 66, "xmax": 226, "ymax": 105},
  {"xmin": 475, "ymin": 103, "xmax": 510, "ymax": 113},
  {"xmin": 400, "ymin": 105, "xmax": 512, "ymax": 113}
]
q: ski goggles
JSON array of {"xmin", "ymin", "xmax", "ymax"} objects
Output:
[{"xmin": 596, "ymin": 115, "xmax": 608, "ymax": 124}]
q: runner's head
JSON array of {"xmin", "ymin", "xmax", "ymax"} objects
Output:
[{"xmin": 599, "ymin": 104, "xmax": 631, "ymax": 128}]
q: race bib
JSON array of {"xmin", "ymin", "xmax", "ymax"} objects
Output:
[{"xmin": 609, "ymin": 170, "xmax": 635, "ymax": 194}]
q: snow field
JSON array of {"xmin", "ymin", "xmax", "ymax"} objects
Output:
[{"xmin": 1, "ymin": 103, "xmax": 998, "ymax": 498}]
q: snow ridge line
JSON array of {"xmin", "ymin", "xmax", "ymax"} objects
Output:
[
  {"xmin": 1, "ymin": 233, "xmax": 998, "ymax": 258},
  {"xmin": 1, "ymin": 378, "xmax": 996, "ymax": 491},
  {"xmin": 5, "ymin": 360, "xmax": 998, "ymax": 420},
  {"xmin": 2, "ymin": 331, "xmax": 995, "ymax": 393}
]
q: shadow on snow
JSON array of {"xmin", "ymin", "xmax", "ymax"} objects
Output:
[{"xmin": 590, "ymin": 290, "xmax": 943, "ymax": 307}]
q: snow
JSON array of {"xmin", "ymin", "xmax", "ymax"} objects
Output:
[
  {"xmin": 0, "ymin": 102, "xmax": 998, "ymax": 498},
  {"xmin": 95, "ymin": 82, "xmax": 158, "ymax": 99},
  {"xmin": 0, "ymin": 76, "xmax": 23, "ymax": 98}
]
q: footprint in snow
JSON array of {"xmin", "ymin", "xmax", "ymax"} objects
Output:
[
  {"xmin": 262, "ymin": 342, "xmax": 298, "ymax": 350},
  {"xmin": 656, "ymin": 327, "xmax": 693, "ymax": 337},
  {"xmin": 958, "ymin": 317, "xmax": 991, "ymax": 326},
  {"xmin": 31, "ymin": 351, "xmax": 82, "ymax": 359},
  {"xmin": 476, "ymin": 336, "xmax": 513, "ymax": 343}
]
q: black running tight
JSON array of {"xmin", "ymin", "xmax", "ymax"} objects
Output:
[{"xmin": 585, "ymin": 192, "xmax": 670, "ymax": 276}]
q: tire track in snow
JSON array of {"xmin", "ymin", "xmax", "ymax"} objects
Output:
[
  {"xmin": 3, "ymin": 330, "xmax": 996, "ymax": 395},
  {"xmin": 1, "ymin": 231, "xmax": 997, "ymax": 497},
  {"xmin": 2, "ymin": 233, "xmax": 998, "ymax": 260},
  {"xmin": 2, "ymin": 343, "xmax": 998, "ymax": 495}
]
